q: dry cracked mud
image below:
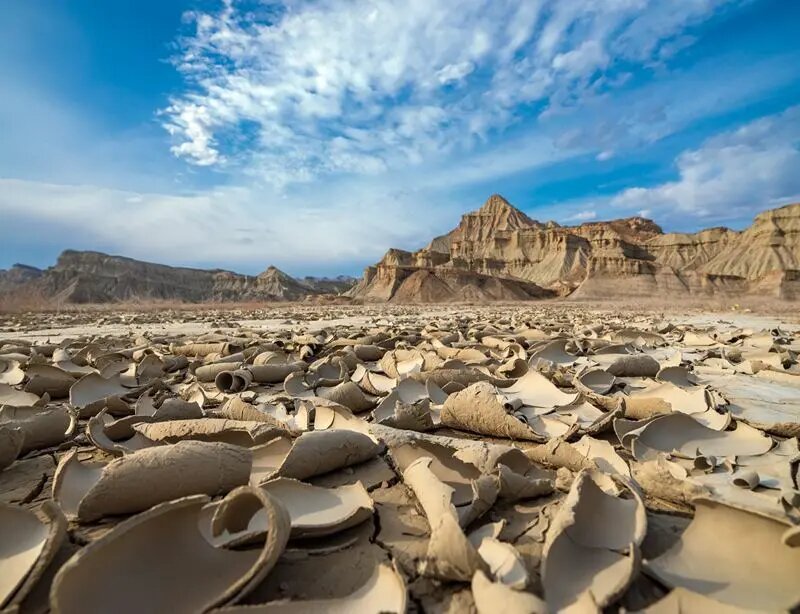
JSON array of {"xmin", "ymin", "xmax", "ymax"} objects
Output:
[{"xmin": 0, "ymin": 303, "xmax": 799, "ymax": 613}]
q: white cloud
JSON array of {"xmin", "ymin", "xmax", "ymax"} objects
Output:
[
  {"xmin": 0, "ymin": 178, "xmax": 462, "ymax": 273},
  {"xmin": 163, "ymin": 0, "xmax": 739, "ymax": 185},
  {"xmin": 611, "ymin": 106, "xmax": 800, "ymax": 222},
  {"xmin": 566, "ymin": 210, "xmax": 598, "ymax": 222}
]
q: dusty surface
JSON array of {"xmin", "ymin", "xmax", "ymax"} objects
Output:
[{"xmin": 0, "ymin": 303, "xmax": 799, "ymax": 613}]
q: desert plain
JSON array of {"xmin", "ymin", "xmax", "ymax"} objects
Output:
[{"xmin": 0, "ymin": 301, "xmax": 799, "ymax": 613}]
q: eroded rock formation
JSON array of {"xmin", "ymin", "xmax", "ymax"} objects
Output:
[{"xmin": 349, "ymin": 194, "xmax": 800, "ymax": 301}]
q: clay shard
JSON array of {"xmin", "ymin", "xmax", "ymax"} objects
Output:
[
  {"xmin": 23, "ymin": 364, "xmax": 76, "ymax": 398},
  {"xmin": 52, "ymin": 440, "xmax": 251, "ymax": 522},
  {"xmin": 0, "ymin": 405, "xmax": 77, "ymax": 453},
  {"xmin": 0, "ymin": 426, "xmax": 24, "ymax": 470},
  {"xmin": 51, "ymin": 488, "xmax": 290, "ymax": 614},
  {"xmin": 618, "ymin": 413, "xmax": 773, "ymax": 460},
  {"xmin": 0, "ymin": 501, "xmax": 66, "ymax": 610},
  {"xmin": 68, "ymin": 373, "xmax": 131, "ymax": 417},
  {"xmin": 403, "ymin": 456, "xmax": 487, "ymax": 581},
  {"xmin": 207, "ymin": 477, "xmax": 374, "ymax": 541},
  {"xmin": 501, "ymin": 370, "xmax": 580, "ymax": 408},
  {"xmin": 0, "ymin": 357, "xmax": 25, "ymax": 386},
  {"xmin": 471, "ymin": 570, "xmax": 546, "ymax": 614},
  {"xmin": 542, "ymin": 469, "xmax": 645, "ymax": 612},
  {"xmin": 575, "ymin": 368, "xmax": 616, "ymax": 395},
  {"xmin": 0, "ymin": 384, "xmax": 42, "ymax": 407},
  {"xmin": 215, "ymin": 369, "xmax": 254, "ymax": 393},
  {"xmin": 315, "ymin": 381, "xmax": 378, "ymax": 413},
  {"xmin": 212, "ymin": 562, "xmax": 406, "ymax": 614},
  {"xmin": 132, "ymin": 418, "xmax": 283, "ymax": 447},
  {"xmin": 251, "ymin": 430, "xmax": 380, "ymax": 483},
  {"xmin": 441, "ymin": 382, "xmax": 548, "ymax": 441},
  {"xmin": 637, "ymin": 587, "xmax": 755, "ymax": 614},
  {"xmin": 645, "ymin": 498, "xmax": 800, "ymax": 610}
]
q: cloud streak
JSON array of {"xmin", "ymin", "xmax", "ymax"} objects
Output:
[
  {"xmin": 611, "ymin": 106, "xmax": 800, "ymax": 226},
  {"xmin": 163, "ymin": 0, "xmax": 740, "ymax": 186}
]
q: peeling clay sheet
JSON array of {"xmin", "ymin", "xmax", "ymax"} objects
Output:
[{"xmin": 2, "ymin": 305, "xmax": 800, "ymax": 612}]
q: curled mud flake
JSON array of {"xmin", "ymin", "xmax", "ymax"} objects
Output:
[
  {"xmin": 315, "ymin": 381, "xmax": 378, "ymax": 413},
  {"xmin": 645, "ymin": 498, "xmax": 800, "ymax": 610},
  {"xmin": 403, "ymin": 457, "xmax": 487, "ymax": 582},
  {"xmin": 51, "ymin": 488, "xmax": 290, "ymax": 614},
  {"xmin": 215, "ymin": 369, "xmax": 254, "ymax": 393},
  {"xmin": 0, "ymin": 426, "xmax": 24, "ymax": 471},
  {"xmin": 52, "ymin": 441, "xmax": 251, "ymax": 522},
  {"xmin": 575, "ymin": 368, "xmax": 616, "ymax": 395},
  {"xmin": 23, "ymin": 364, "xmax": 76, "ymax": 398},
  {"xmin": 0, "ymin": 501, "xmax": 66, "ymax": 610},
  {"xmin": 0, "ymin": 357, "xmax": 25, "ymax": 386},
  {"xmin": 68, "ymin": 373, "xmax": 132, "ymax": 418},
  {"xmin": 132, "ymin": 418, "xmax": 283, "ymax": 447},
  {"xmin": 0, "ymin": 405, "xmax": 76, "ymax": 453},
  {"xmin": 441, "ymin": 382, "xmax": 547, "ymax": 441},
  {"xmin": 595, "ymin": 354, "xmax": 660, "ymax": 378},
  {"xmin": 501, "ymin": 370, "xmax": 580, "ymax": 409},
  {"xmin": 250, "ymin": 430, "xmax": 380, "ymax": 484},
  {"xmin": 471, "ymin": 570, "xmax": 546, "ymax": 614},
  {"xmin": 474, "ymin": 537, "xmax": 529, "ymax": 589},
  {"xmin": 542, "ymin": 470, "xmax": 645, "ymax": 612},
  {"xmin": 0, "ymin": 384, "xmax": 42, "ymax": 407},
  {"xmin": 257, "ymin": 478, "xmax": 374, "ymax": 539},
  {"xmin": 618, "ymin": 413, "xmax": 773, "ymax": 460},
  {"xmin": 213, "ymin": 561, "xmax": 406, "ymax": 614}
]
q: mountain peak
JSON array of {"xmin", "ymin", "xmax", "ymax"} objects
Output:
[
  {"xmin": 460, "ymin": 194, "xmax": 536, "ymax": 237},
  {"xmin": 478, "ymin": 193, "xmax": 514, "ymax": 213}
]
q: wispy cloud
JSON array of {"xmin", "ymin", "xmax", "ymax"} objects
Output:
[
  {"xmin": 611, "ymin": 105, "xmax": 800, "ymax": 225},
  {"xmin": 163, "ymin": 0, "xmax": 741, "ymax": 186}
]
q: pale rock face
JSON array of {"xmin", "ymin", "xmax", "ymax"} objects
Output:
[{"xmin": 349, "ymin": 196, "xmax": 800, "ymax": 302}]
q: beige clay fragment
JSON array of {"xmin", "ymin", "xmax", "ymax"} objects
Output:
[
  {"xmin": 315, "ymin": 381, "xmax": 378, "ymax": 413},
  {"xmin": 23, "ymin": 364, "xmax": 76, "ymax": 398},
  {"xmin": 0, "ymin": 425, "xmax": 24, "ymax": 470},
  {"xmin": 68, "ymin": 373, "xmax": 132, "ymax": 417},
  {"xmin": 53, "ymin": 440, "xmax": 251, "ymax": 522},
  {"xmin": 501, "ymin": 370, "xmax": 580, "ymax": 408},
  {"xmin": 471, "ymin": 570, "xmax": 546, "ymax": 614},
  {"xmin": 204, "ymin": 478, "xmax": 373, "ymax": 542},
  {"xmin": 0, "ymin": 384, "xmax": 42, "ymax": 407},
  {"xmin": 0, "ymin": 501, "xmax": 66, "ymax": 610},
  {"xmin": 574, "ymin": 368, "xmax": 616, "ymax": 395},
  {"xmin": 0, "ymin": 357, "xmax": 25, "ymax": 386},
  {"xmin": 637, "ymin": 587, "xmax": 754, "ymax": 614},
  {"xmin": 617, "ymin": 412, "xmax": 773, "ymax": 460},
  {"xmin": 132, "ymin": 418, "xmax": 283, "ymax": 447},
  {"xmin": 0, "ymin": 405, "xmax": 77, "ymax": 453},
  {"xmin": 261, "ymin": 478, "xmax": 373, "ymax": 538},
  {"xmin": 250, "ymin": 430, "xmax": 380, "ymax": 483},
  {"xmin": 542, "ymin": 470, "xmax": 645, "ymax": 611},
  {"xmin": 645, "ymin": 498, "xmax": 800, "ymax": 610},
  {"xmin": 441, "ymin": 382, "xmax": 548, "ymax": 441},
  {"xmin": 402, "ymin": 457, "xmax": 487, "ymax": 581},
  {"xmin": 51, "ymin": 488, "xmax": 290, "ymax": 614},
  {"xmin": 212, "ymin": 562, "xmax": 406, "ymax": 614}
]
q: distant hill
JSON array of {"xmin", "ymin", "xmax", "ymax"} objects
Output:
[{"xmin": 0, "ymin": 250, "xmax": 356, "ymax": 303}]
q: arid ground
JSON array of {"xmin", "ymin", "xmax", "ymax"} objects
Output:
[{"xmin": 1, "ymin": 303, "xmax": 799, "ymax": 613}]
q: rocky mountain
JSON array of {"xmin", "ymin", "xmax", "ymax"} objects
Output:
[
  {"xmin": 348, "ymin": 194, "xmax": 800, "ymax": 302},
  {"xmin": 0, "ymin": 250, "xmax": 355, "ymax": 304}
]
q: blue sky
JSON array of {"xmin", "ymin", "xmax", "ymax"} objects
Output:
[{"xmin": 1, "ymin": 0, "xmax": 799, "ymax": 276}]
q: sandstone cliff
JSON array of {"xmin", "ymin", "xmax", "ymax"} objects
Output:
[
  {"xmin": 0, "ymin": 250, "xmax": 355, "ymax": 304},
  {"xmin": 349, "ymin": 195, "xmax": 800, "ymax": 302}
]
